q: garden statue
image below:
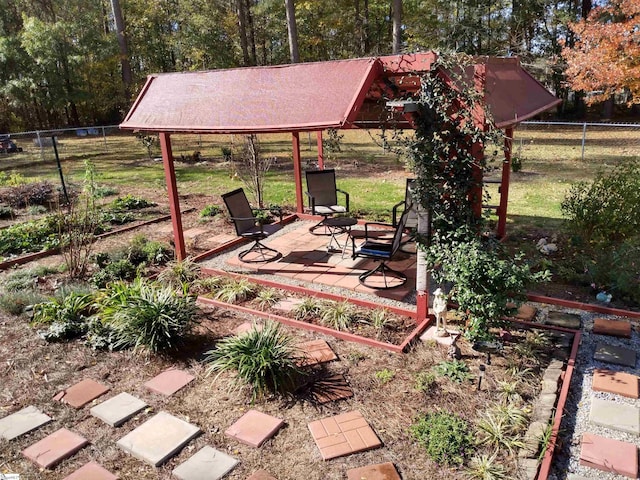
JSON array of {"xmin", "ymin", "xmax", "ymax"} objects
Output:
[
  {"xmin": 433, "ymin": 287, "xmax": 449, "ymax": 337},
  {"xmin": 448, "ymin": 334, "xmax": 462, "ymax": 360}
]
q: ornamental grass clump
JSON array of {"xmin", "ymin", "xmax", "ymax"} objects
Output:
[
  {"xmin": 205, "ymin": 321, "xmax": 304, "ymax": 400},
  {"xmin": 320, "ymin": 300, "xmax": 357, "ymax": 331}
]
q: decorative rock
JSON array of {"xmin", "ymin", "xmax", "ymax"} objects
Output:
[
  {"xmin": 346, "ymin": 462, "xmax": 401, "ymax": 480},
  {"xmin": 580, "ymin": 432, "xmax": 638, "ymax": 478},
  {"xmin": 63, "ymin": 461, "xmax": 118, "ymax": 480},
  {"xmin": 22, "ymin": 428, "xmax": 88, "ymax": 468},
  {"xmin": 225, "ymin": 410, "xmax": 284, "ymax": 448},
  {"xmin": 144, "ymin": 368, "xmax": 195, "ymax": 396},
  {"xmin": 116, "ymin": 411, "xmax": 200, "ymax": 467},
  {"xmin": 90, "ymin": 392, "xmax": 148, "ymax": 427},
  {"xmin": 546, "ymin": 311, "xmax": 581, "ymax": 330},
  {"xmin": 589, "ymin": 398, "xmax": 640, "ymax": 435},
  {"xmin": 593, "ymin": 318, "xmax": 632, "ymax": 338},
  {"xmin": 172, "ymin": 446, "xmax": 238, "ymax": 480},
  {"xmin": 592, "ymin": 369, "xmax": 640, "ymax": 398},
  {"xmin": 517, "ymin": 458, "xmax": 540, "ymax": 480},
  {"xmin": 56, "ymin": 379, "xmax": 110, "ymax": 408},
  {"xmin": 0, "ymin": 405, "xmax": 52, "ymax": 440},
  {"xmin": 594, "ymin": 342, "xmax": 637, "ymax": 367}
]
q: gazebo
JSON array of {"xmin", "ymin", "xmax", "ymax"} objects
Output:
[{"xmin": 120, "ymin": 52, "xmax": 560, "ymax": 318}]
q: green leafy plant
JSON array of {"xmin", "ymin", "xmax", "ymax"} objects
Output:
[
  {"xmin": 91, "ymin": 258, "xmax": 138, "ymax": 288},
  {"xmin": 414, "ymin": 371, "xmax": 437, "ymax": 393},
  {"xmin": 465, "ymin": 452, "xmax": 509, "ymax": 480},
  {"xmin": 293, "ymin": 297, "xmax": 322, "ymax": 320},
  {"xmin": 488, "ymin": 403, "xmax": 530, "ymax": 433},
  {"xmin": 410, "ymin": 411, "xmax": 473, "ymax": 466},
  {"xmin": 476, "ymin": 411, "xmax": 526, "ymax": 455},
  {"xmin": 214, "ymin": 278, "xmax": 256, "ymax": 304},
  {"xmin": 205, "ymin": 321, "xmax": 304, "ymax": 399},
  {"xmin": 537, "ymin": 421, "xmax": 555, "ymax": 462},
  {"xmin": 32, "ymin": 292, "xmax": 95, "ymax": 342},
  {"xmin": 0, "ymin": 216, "xmax": 61, "ymax": 256},
  {"xmin": 127, "ymin": 235, "xmax": 173, "ymax": 266},
  {"xmin": 4, "ymin": 266, "xmax": 59, "ymax": 292},
  {"xmin": 374, "ymin": 368, "xmax": 395, "ymax": 385},
  {"xmin": 434, "ymin": 359, "xmax": 473, "ymax": 383},
  {"xmin": 200, "ymin": 204, "xmax": 221, "ymax": 218},
  {"xmin": 254, "ymin": 288, "xmax": 282, "ymax": 310},
  {"xmin": 319, "ymin": 300, "xmax": 356, "ymax": 331},
  {"xmin": 110, "ymin": 194, "xmax": 155, "ymax": 211},
  {"xmin": 157, "ymin": 258, "xmax": 201, "ymax": 290},
  {"xmin": 0, "ymin": 290, "xmax": 48, "ymax": 315},
  {"xmin": 93, "ymin": 185, "xmax": 119, "ymax": 198},
  {"xmin": 0, "ymin": 205, "xmax": 13, "ymax": 219}
]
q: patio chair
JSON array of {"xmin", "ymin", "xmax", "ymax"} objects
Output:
[
  {"xmin": 352, "ymin": 206, "xmax": 410, "ymax": 289},
  {"xmin": 222, "ymin": 188, "xmax": 283, "ymax": 263},
  {"xmin": 392, "ymin": 178, "xmax": 418, "ymax": 250},
  {"xmin": 305, "ymin": 169, "xmax": 349, "ymax": 233}
]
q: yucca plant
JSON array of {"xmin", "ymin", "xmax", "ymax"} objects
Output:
[
  {"xmin": 361, "ymin": 307, "xmax": 392, "ymax": 330},
  {"xmin": 99, "ymin": 278, "xmax": 197, "ymax": 353},
  {"xmin": 496, "ymin": 380, "xmax": 522, "ymax": 404},
  {"xmin": 292, "ymin": 297, "xmax": 322, "ymax": 320},
  {"xmin": 465, "ymin": 452, "xmax": 509, "ymax": 480},
  {"xmin": 476, "ymin": 411, "xmax": 526, "ymax": 455},
  {"xmin": 191, "ymin": 275, "xmax": 227, "ymax": 295},
  {"xmin": 320, "ymin": 300, "xmax": 356, "ymax": 331},
  {"xmin": 214, "ymin": 278, "xmax": 256, "ymax": 304},
  {"xmin": 254, "ymin": 288, "xmax": 282, "ymax": 310},
  {"xmin": 489, "ymin": 403, "xmax": 530, "ymax": 433},
  {"xmin": 205, "ymin": 321, "xmax": 304, "ymax": 399}
]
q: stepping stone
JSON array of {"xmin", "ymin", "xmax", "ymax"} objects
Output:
[
  {"xmin": 305, "ymin": 374, "xmax": 354, "ymax": 404},
  {"xmin": 63, "ymin": 461, "xmax": 118, "ymax": 480},
  {"xmin": 246, "ymin": 471, "xmax": 277, "ymax": 480},
  {"xmin": 55, "ymin": 378, "xmax": 110, "ymax": 408},
  {"xmin": 296, "ymin": 339, "xmax": 337, "ymax": 366},
  {"xmin": 90, "ymin": 392, "xmax": 148, "ymax": 427},
  {"xmin": 144, "ymin": 368, "xmax": 195, "ymax": 396},
  {"xmin": 272, "ymin": 297, "xmax": 303, "ymax": 313},
  {"xmin": 0, "ymin": 405, "xmax": 52, "ymax": 440},
  {"xmin": 116, "ymin": 411, "xmax": 200, "ymax": 467},
  {"xmin": 346, "ymin": 462, "xmax": 401, "ymax": 480},
  {"xmin": 590, "ymin": 398, "xmax": 640, "ymax": 435},
  {"xmin": 172, "ymin": 446, "xmax": 238, "ymax": 480},
  {"xmin": 593, "ymin": 318, "xmax": 632, "ymax": 338},
  {"xmin": 592, "ymin": 369, "xmax": 640, "ymax": 398},
  {"xmin": 22, "ymin": 428, "xmax": 88, "ymax": 469},
  {"xmin": 225, "ymin": 409, "xmax": 284, "ymax": 448},
  {"xmin": 594, "ymin": 342, "xmax": 636, "ymax": 367},
  {"xmin": 546, "ymin": 311, "xmax": 581, "ymax": 329},
  {"xmin": 580, "ymin": 432, "xmax": 638, "ymax": 478},
  {"xmin": 234, "ymin": 322, "xmax": 263, "ymax": 336},
  {"xmin": 308, "ymin": 410, "xmax": 382, "ymax": 460}
]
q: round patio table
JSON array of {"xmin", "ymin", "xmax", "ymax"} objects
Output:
[{"xmin": 323, "ymin": 217, "xmax": 358, "ymax": 255}]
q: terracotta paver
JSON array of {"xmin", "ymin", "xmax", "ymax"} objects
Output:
[
  {"xmin": 594, "ymin": 342, "xmax": 637, "ymax": 367},
  {"xmin": 56, "ymin": 378, "xmax": 110, "ymax": 408},
  {"xmin": 593, "ymin": 318, "xmax": 632, "ymax": 338},
  {"xmin": 592, "ymin": 369, "xmax": 640, "ymax": 398},
  {"xmin": 580, "ymin": 432, "xmax": 638, "ymax": 478},
  {"xmin": 172, "ymin": 446, "xmax": 238, "ymax": 480},
  {"xmin": 0, "ymin": 405, "xmax": 52, "ymax": 440},
  {"xmin": 346, "ymin": 462, "xmax": 401, "ymax": 480},
  {"xmin": 117, "ymin": 411, "xmax": 200, "ymax": 467},
  {"xmin": 308, "ymin": 410, "xmax": 382, "ymax": 460},
  {"xmin": 22, "ymin": 428, "xmax": 89, "ymax": 469},
  {"xmin": 144, "ymin": 368, "xmax": 195, "ymax": 396},
  {"xmin": 90, "ymin": 392, "xmax": 147, "ymax": 427},
  {"xmin": 246, "ymin": 470, "xmax": 277, "ymax": 480},
  {"xmin": 225, "ymin": 409, "xmax": 284, "ymax": 448},
  {"xmin": 516, "ymin": 304, "xmax": 537, "ymax": 321},
  {"xmin": 304, "ymin": 374, "xmax": 354, "ymax": 404},
  {"xmin": 63, "ymin": 461, "xmax": 118, "ymax": 480},
  {"xmin": 296, "ymin": 340, "xmax": 338, "ymax": 366},
  {"xmin": 272, "ymin": 297, "xmax": 304, "ymax": 313},
  {"xmin": 234, "ymin": 322, "xmax": 263, "ymax": 336}
]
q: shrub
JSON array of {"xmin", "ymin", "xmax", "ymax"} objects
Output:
[
  {"xmin": 91, "ymin": 258, "xmax": 138, "ymax": 288},
  {"xmin": 410, "ymin": 411, "xmax": 473, "ymax": 466},
  {"xmin": 98, "ymin": 278, "xmax": 197, "ymax": 353},
  {"xmin": 586, "ymin": 235, "xmax": 640, "ymax": 304},
  {"xmin": 434, "ymin": 360, "xmax": 473, "ymax": 383},
  {"xmin": 110, "ymin": 194, "xmax": 155, "ymax": 211},
  {"xmin": 415, "ymin": 371, "xmax": 437, "ymax": 393},
  {"xmin": 200, "ymin": 204, "xmax": 221, "ymax": 218},
  {"xmin": 0, "ymin": 181, "xmax": 55, "ymax": 208},
  {"xmin": 32, "ymin": 293, "xmax": 95, "ymax": 342},
  {"xmin": 0, "ymin": 216, "xmax": 61, "ymax": 256},
  {"xmin": 127, "ymin": 235, "xmax": 172, "ymax": 266},
  {"xmin": 0, "ymin": 290, "xmax": 48, "ymax": 315},
  {"xmin": 0, "ymin": 205, "xmax": 13, "ymax": 219},
  {"xmin": 205, "ymin": 321, "xmax": 303, "ymax": 399},
  {"xmin": 320, "ymin": 300, "xmax": 356, "ymax": 331}
]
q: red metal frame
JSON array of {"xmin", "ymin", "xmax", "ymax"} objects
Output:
[
  {"xmin": 159, "ymin": 133, "xmax": 186, "ymax": 260},
  {"xmin": 316, "ymin": 131, "xmax": 324, "ymax": 169},
  {"xmin": 292, "ymin": 132, "xmax": 304, "ymax": 213}
]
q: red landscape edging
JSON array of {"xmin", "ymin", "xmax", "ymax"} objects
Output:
[{"xmin": 527, "ymin": 294, "xmax": 640, "ymax": 319}]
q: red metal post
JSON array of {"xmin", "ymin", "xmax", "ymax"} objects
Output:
[
  {"xmin": 416, "ymin": 291, "xmax": 428, "ymax": 323},
  {"xmin": 159, "ymin": 133, "xmax": 186, "ymax": 260},
  {"xmin": 316, "ymin": 131, "xmax": 324, "ymax": 169},
  {"xmin": 497, "ymin": 127, "xmax": 513, "ymax": 238},
  {"xmin": 471, "ymin": 141, "xmax": 484, "ymax": 219},
  {"xmin": 292, "ymin": 132, "xmax": 304, "ymax": 213}
]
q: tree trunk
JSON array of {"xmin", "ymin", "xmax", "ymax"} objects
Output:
[
  {"xmin": 110, "ymin": 0, "xmax": 133, "ymax": 95},
  {"xmin": 245, "ymin": 0, "xmax": 257, "ymax": 65},
  {"xmin": 284, "ymin": 0, "xmax": 300, "ymax": 63},
  {"xmin": 237, "ymin": 0, "xmax": 250, "ymax": 65},
  {"xmin": 363, "ymin": 0, "xmax": 370, "ymax": 53},
  {"xmin": 601, "ymin": 96, "xmax": 614, "ymax": 120},
  {"xmin": 392, "ymin": 0, "xmax": 402, "ymax": 54}
]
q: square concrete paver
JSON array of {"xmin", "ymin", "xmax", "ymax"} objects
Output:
[
  {"xmin": 580, "ymin": 432, "xmax": 638, "ymax": 478},
  {"xmin": 63, "ymin": 461, "xmax": 118, "ymax": 480},
  {"xmin": 308, "ymin": 410, "xmax": 382, "ymax": 460},
  {"xmin": 594, "ymin": 342, "xmax": 637, "ymax": 367},
  {"xmin": 116, "ymin": 411, "xmax": 200, "ymax": 467},
  {"xmin": 225, "ymin": 410, "xmax": 284, "ymax": 448},
  {"xmin": 296, "ymin": 340, "xmax": 337, "ymax": 366},
  {"xmin": 0, "ymin": 405, "xmax": 52, "ymax": 440},
  {"xmin": 22, "ymin": 428, "xmax": 88, "ymax": 468},
  {"xmin": 172, "ymin": 446, "xmax": 238, "ymax": 480},
  {"xmin": 246, "ymin": 470, "xmax": 277, "ymax": 480},
  {"xmin": 592, "ymin": 369, "xmax": 639, "ymax": 398},
  {"xmin": 56, "ymin": 379, "xmax": 110, "ymax": 408},
  {"xmin": 144, "ymin": 368, "xmax": 195, "ymax": 396},
  {"xmin": 90, "ymin": 392, "xmax": 148, "ymax": 427},
  {"xmin": 593, "ymin": 318, "xmax": 632, "ymax": 338},
  {"xmin": 546, "ymin": 311, "xmax": 581, "ymax": 329},
  {"xmin": 346, "ymin": 462, "xmax": 401, "ymax": 480},
  {"xmin": 590, "ymin": 398, "xmax": 640, "ymax": 435}
]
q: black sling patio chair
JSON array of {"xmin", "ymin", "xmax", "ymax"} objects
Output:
[
  {"xmin": 222, "ymin": 188, "xmax": 283, "ymax": 263},
  {"xmin": 392, "ymin": 178, "xmax": 419, "ymax": 251},
  {"xmin": 305, "ymin": 169, "xmax": 349, "ymax": 233},
  {"xmin": 352, "ymin": 206, "xmax": 410, "ymax": 290}
]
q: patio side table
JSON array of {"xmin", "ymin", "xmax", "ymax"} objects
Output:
[{"xmin": 323, "ymin": 217, "xmax": 357, "ymax": 256}]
